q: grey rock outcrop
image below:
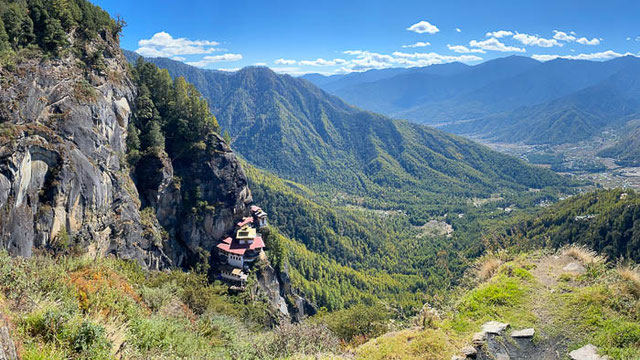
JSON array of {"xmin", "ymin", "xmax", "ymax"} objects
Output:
[
  {"xmin": 481, "ymin": 321, "xmax": 509, "ymax": 334},
  {"xmin": 0, "ymin": 323, "xmax": 17, "ymax": 360},
  {"xmin": 563, "ymin": 262, "xmax": 586, "ymax": 274},
  {"xmin": 0, "ymin": 51, "xmax": 167, "ymax": 266},
  {"xmin": 254, "ymin": 261, "xmax": 317, "ymax": 323},
  {"xmin": 511, "ymin": 328, "xmax": 535, "ymax": 338},
  {"xmin": 0, "ymin": 42, "xmax": 251, "ymax": 271},
  {"xmin": 569, "ymin": 344, "xmax": 609, "ymax": 360}
]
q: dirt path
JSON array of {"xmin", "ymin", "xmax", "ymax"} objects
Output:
[{"xmin": 526, "ymin": 253, "xmax": 584, "ymax": 359}]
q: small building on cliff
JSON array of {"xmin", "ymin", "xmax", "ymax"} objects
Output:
[{"xmin": 217, "ymin": 206, "xmax": 268, "ymax": 285}]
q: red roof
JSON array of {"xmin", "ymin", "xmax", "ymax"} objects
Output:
[
  {"xmin": 217, "ymin": 235, "xmax": 265, "ymax": 256},
  {"xmin": 250, "ymin": 205, "xmax": 262, "ymax": 212},
  {"xmin": 222, "ymin": 237, "xmax": 232, "ymax": 244},
  {"xmin": 237, "ymin": 217, "xmax": 254, "ymax": 227}
]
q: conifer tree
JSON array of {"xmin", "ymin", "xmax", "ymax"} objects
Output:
[
  {"xmin": 223, "ymin": 130, "xmax": 232, "ymax": 144},
  {"xmin": 0, "ymin": 17, "xmax": 9, "ymax": 53}
]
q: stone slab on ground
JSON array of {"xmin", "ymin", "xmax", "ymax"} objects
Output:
[
  {"xmin": 563, "ymin": 262, "xmax": 586, "ymax": 273},
  {"xmin": 511, "ymin": 328, "xmax": 535, "ymax": 338},
  {"xmin": 569, "ymin": 344, "xmax": 609, "ymax": 360},
  {"xmin": 461, "ymin": 345, "xmax": 477, "ymax": 357},
  {"xmin": 481, "ymin": 321, "xmax": 509, "ymax": 334}
]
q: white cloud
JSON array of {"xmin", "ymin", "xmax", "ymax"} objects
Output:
[
  {"xmin": 299, "ymin": 58, "xmax": 348, "ymax": 66},
  {"xmin": 171, "ymin": 56, "xmax": 186, "ymax": 61},
  {"xmin": 456, "ymin": 28, "xmax": 462, "ymax": 33},
  {"xmin": 447, "ymin": 44, "xmax": 486, "ymax": 54},
  {"xmin": 272, "ymin": 50, "xmax": 484, "ymax": 75},
  {"xmin": 627, "ymin": 37, "xmax": 632, "ymax": 41},
  {"xmin": 576, "ymin": 37, "xmax": 600, "ymax": 45},
  {"xmin": 391, "ymin": 52, "xmax": 482, "ymax": 65},
  {"xmin": 216, "ymin": 68, "xmax": 241, "ymax": 72},
  {"xmin": 186, "ymin": 53, "xmax": 243, "ymax": 67},
  {"xmin": 274, "ymin": 58, "xmax": 296, "ymax": 65},
  {"xmin": 254, "ymin": 62, "xmax": 267, "ymax": 66},
  {"xmin": 339, "ymin": 50, "xmax": 481, "ymax": 71},
  {"xmin": 485, "ymin": 30, "xmax": 513, "ymax": 38},
  {"xmin": 136, "ymin": 31, "xmax": 221, "ymax": 57},
  {"xmin": 469, "ymin": 38, "xmax": 525, "ymax": 52},
  {"xmin": 553, "ymin": 30, "xmax": 576, "ymax": 42},
  {"xmin": 531, "ymin": 50, "xmax": 635, "ymax": 62},
  {"xmin": 512, "ymin": 33, "xmax": 562, "ymax": 47},
  {"xmin": 344, "ymin": 51, "xmax": 396, "ymax": 70},
  {"xmin": 406, "ymin": 20, "xmax": 439, "ymax": 34},
  {"xmin": 402, "ymin": 41, "xmax": 431, "ymax": 48}
]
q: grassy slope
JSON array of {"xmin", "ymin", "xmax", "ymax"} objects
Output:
[
  {"xmin": 0, "ymin": 251, "xmax": 349, "ymax": 360},
  {"xmin": 356, "ymin": 250, "xmax": 640, "ymax": 360}
]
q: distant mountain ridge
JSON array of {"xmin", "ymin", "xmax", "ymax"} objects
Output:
[
  {"xmin": 123, "ymin": 51, "xmax": 567, "ymax": 207},
  {"xmin": 304, "ymin": 55, "xmax": 640, "ymax": 146}
]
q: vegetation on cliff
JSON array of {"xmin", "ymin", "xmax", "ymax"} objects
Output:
[{"xmin": 0, "ymin": 0, "xmax": 123, "ymax": 64}]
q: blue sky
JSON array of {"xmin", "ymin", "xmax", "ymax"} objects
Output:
[{"xmin": 94, "ymin": 0, "xmax": 640, "ymax": 75}]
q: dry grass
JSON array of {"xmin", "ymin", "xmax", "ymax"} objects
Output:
[
  {"xmin": 617, "ymin": 265, "xmax": 640, "ymax": 298},
  {"xmin": 477, "ymin": 258, "xmax": 503, "ymax": 281},
  {"xmin": 562, "ymin": 245, "xmax": 605, "ymax": 265}
]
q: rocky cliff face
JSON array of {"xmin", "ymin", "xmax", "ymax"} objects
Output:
[
  {"xmin": 0, "ymin": 42, "xmax": 251, "ymax": 271},
  {"xmin": 133, "ymin": 134, "xmax": 252, "ymax": 268}
]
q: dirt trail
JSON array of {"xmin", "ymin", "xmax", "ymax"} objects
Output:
[
  {"xmin": 525, "ymin": 253, "xmax": 585, "ymax": 359},
  {"xmin": 530, "ymin": 254, "xmax": 576, "ymax": 326},
  {"xmin": 479, "ymin": 253, "xmax": 580, "ymax": 360}
]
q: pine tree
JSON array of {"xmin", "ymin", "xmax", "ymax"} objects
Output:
[
  {"xmin": 142, "ymin": 120, "xmax": 165, "ymax": 155},
  {"xmin": 223, "ymin": 130, "xmax": 232, "ymax": 144},
  {"xmin": 42, "ymin": 17, "xmax": 67, "ymax": 54},
  {"xmin": 18, "ymin": 14, "xmax": 35, "ymax": 47},
  {"xmin": 0, "ymin": 17, "xmax": 9, "ymax": 54}
]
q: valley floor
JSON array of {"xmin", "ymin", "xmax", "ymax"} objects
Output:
[{"xmin": 469, "ymin": 130, "xmax": 640, "ymax": 190}]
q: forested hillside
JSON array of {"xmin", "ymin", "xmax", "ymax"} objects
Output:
[
  {"xmin": 485, "ymin": 189, "xmax": 640, "ymax": 261},
  {"xmin": 598, "ymin": 121, "xmax": 640, "ymax": 166},
  {"xmin": 0, "ymin": 0, "xmax": 124, "ymax": 60},
  {"xmin": 124, "ymin": 52, "xmax": 571, "ymax": 220},
  {"xmin": 121, "ymin": 53, "xmax": 585, "ymax": 316}
]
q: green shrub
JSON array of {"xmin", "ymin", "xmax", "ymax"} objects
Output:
[{"xmin": 71, "ymin": 320, "xmax": 110, "ymax": 358}]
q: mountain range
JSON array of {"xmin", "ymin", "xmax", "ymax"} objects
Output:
[
  {"xmin": 304, "ymin": 55, "xmax": 640, "ymax": 146},
  {"xmin": 124, "ymin": 50, "xmax": 566, "ymax": 211}
]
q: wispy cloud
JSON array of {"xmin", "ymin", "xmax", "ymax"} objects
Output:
[
  {"xmin": 402, "ymin": 41, "xmax": 431, "ymax": 48},
  {"xmin": 447, "ymin": 44, "xmax": 486, "ymax": 54},
  {"xmin": 531, "ymin": 50, "xmax": 635, "ymax": 61},
  {"xmin": 456, "ymin": 28, "xmax": 462, "ymax": 33},
  {"xmin": 136, "ymin": 31, "xmax": 221, "ymax": 57},
  {"xmin": 553, "ymin": 30, "xmax": 576, "ymax": 42},
  {"xmin": 469, "ymin": 38, "xmax": 525, "ymax": 52},
  {"xmin": 406, "ymin": 20, "xmax": 439, "ymax": 34},
  {"xmin": 338, "ymin": 50, "xmax": 481, "ymax": 72},
  {"xmin": 576, "ymin": 37, "xmax": 600, "ymax": 45},
  {"xmin": 485, "ymin": 30, "xmax": 513, "ymax": 38},
  {"xmin": 512, "ymin": 33, "xmax": 562, "ymax": 47},
  {"xmin": 298, "ymin": 58, "xmax": 348, "ymax": 66},
  {"xmin": 186, "ymin": 54, "xmax": 243, "ymax": 67},
  {"xmin": 274, "ymin": 58, "xmax": 296, "ymax": 65}
]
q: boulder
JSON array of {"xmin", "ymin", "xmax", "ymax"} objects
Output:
[
  {"xmin": 481, "ymin": 321, "xmax": 509, "ymax": 334},
  {"xmin": 563, "ymin": 262, "xmax": 586, "ymax": 274},
  {"xmin": 472, "ymin": 332, "xmax": 486, "ymax": 345},
  {"xmin": 511, "ymin": 328, "xmax": 535, "ymax": 338},
  {"xmin": 461, "ymin": 345, "xmax": 477, "ymax": 357},
  {"xmin": 569, "ymin": 344, "xmax": 609, "ymax": 360}
]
